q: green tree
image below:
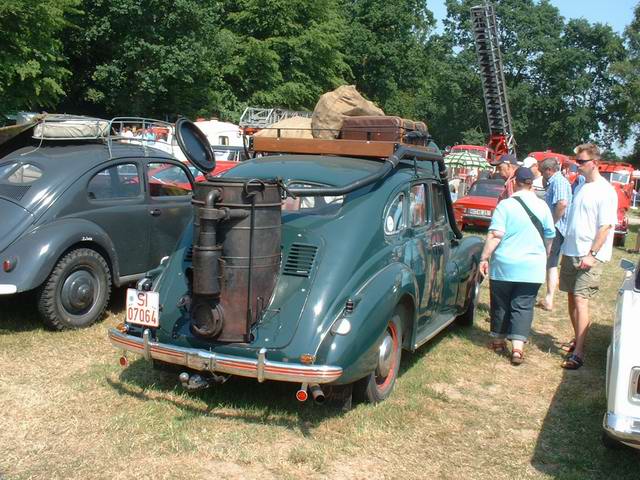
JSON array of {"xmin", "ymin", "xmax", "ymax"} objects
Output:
[
  {"xmin": 220, "ymin": 0, "xmax": 351, "ymax": 111},
  {"xmin": 612, "ymin": 3, "xmax": 640, "ymax": 161},
  {"xmin": 442, "ymin": 0, "xmax": 625, "ymax": 155},
  {"xmin": 341, "ymin": 0, "xmax": 435, "ymax": 114},
  {"xmin": 62, "ymin": 0, "xmax": 237, "ymax": 119},
  {"xmin": 0, "ymin": 0, "xmax": 80, "ymax": 113}
]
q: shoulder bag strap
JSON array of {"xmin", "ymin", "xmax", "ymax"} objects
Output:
[{"xmin": 512, "ymin": 196, "xmax": 545, "ymax": 245}]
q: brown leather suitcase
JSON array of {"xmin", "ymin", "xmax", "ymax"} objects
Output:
[{"xmin": 340, "ymin": 116, "xmax": 428, "ymax": 145}]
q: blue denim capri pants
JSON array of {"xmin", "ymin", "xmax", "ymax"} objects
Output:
[{"xmin": 489, "ymin": 280, "xmax": 542, "ymax": 342}]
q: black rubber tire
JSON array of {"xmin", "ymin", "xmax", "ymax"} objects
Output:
[
  {"xmin": 456, "ymin": 274, "xmax": 480, "ymax": 327},
  {"xmin": 353, "ymin": 312, "xmax": 403, "ymax": 404},
  {"xmin": 36, "ymin": 248, "xmax": 111, "ymax": 330}
]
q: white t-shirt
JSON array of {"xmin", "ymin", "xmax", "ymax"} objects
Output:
[{"xmin": 561, "ymin": 176, "xmax": 618, "ymax": 262}]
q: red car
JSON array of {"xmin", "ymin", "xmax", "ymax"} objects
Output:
[
  {"xmin": 148, "ymin": 160, "xmax": 239, "ymax": 192},
  {"xmin": 599, "ymin": 162, "xmax": 635, "ymax": 246},
  {"xmin": 453, "ymin": 179, "xmax": 505, "ymax": 229}
]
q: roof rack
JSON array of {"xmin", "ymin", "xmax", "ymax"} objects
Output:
[
  {"xmin": 251, "ymin": 136, "xmax": 441, "ymax": 160},
  {"xmin": 106, "ymin": 117, "xmax": 181, "ymax": 159},
  {"xmin": 239, "ymin": 107, "xmax": 312, "ymax": 129}
]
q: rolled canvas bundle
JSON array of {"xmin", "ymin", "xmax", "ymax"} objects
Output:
[{"xmin": 311, "ymin": 85, "xmax": 384, "ymax": 139}]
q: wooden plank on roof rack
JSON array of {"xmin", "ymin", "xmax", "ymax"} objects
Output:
[{"xmin": 252, "ymin": 136, "xmax": 420, "ymax": 158}]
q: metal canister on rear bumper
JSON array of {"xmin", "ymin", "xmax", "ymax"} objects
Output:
[{"xmin": 108, "ymin": 328, "xmax": 342, "ymax": 384}]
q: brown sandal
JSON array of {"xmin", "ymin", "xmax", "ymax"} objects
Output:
[
  {"xmin": 488, "ymin": 340, "xmax": 507, "ymax": 354},
  {"xmin": 511, "ymin": 348, "xmax": 524, "ymax": 365},
  {"xmin": 560, "ymin": 339, "xmax": 576, "ymax": 353}
]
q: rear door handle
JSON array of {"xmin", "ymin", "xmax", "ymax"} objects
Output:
[
  {"xmin": 431, "ymin": 242, "xmax": 445, "ymax": 248},
  {"xmin": 149, "ymin": 208, "xmax": 161, "ymax": 216}
]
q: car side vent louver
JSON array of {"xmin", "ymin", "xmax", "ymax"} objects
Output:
[
  {"xmin": 0, "ymin": 185, "xmax": 31, "ymax": 201},
  {"xmin": 283, "ymin": 243, "xmax": 318, "ymax": 277},
  {"xmin": 184, "ymin": 246, "xmax": 193, "ymax": 262}
]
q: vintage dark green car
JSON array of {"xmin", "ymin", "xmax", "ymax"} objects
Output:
[{"xmin": 109, "ymin": 121, "xmax": 483, "ymax": 404}]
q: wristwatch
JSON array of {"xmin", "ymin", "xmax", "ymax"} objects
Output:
[{"xmin": 589, "ymin": 249, "xmax": 599, "ymax": 257}]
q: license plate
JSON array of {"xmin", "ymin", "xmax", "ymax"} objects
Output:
[
  {"xmin": 126, "ymin": 288, "xmax": 160, "ymax": 328},
  {"xmin": 469, "ymin": 208, "xmax": 491, "ymax": 217}
]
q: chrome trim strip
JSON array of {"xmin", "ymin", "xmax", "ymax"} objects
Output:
[
  {"xmin": 108, "ymin": 329, "xmax": 342, "ymax": 384},
  {"xmin": 0, "ymin": 284, "xmax": 17, "ymax": 295}
]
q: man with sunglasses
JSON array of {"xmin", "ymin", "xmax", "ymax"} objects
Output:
[{"xmin": 559, "ymin": 143, "xmax": 618, "ymax": 370}]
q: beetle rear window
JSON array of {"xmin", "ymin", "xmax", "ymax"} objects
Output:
[
  {"xmin": 1, "ymin": 163, "xmax": 43, "ymax": 184},
  {"xmin": 282, "ymin": 183, "xmax": 344, "ymax": 214}
]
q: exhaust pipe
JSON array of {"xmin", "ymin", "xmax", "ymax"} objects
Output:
[{"xmin": 309, "ymin": 384, "xmax": 325, "ymax": 405}]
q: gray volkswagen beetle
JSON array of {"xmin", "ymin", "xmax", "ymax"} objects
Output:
[{"xmin": 0, "ymin": 115, "xmax": 198, "ymax": 329}]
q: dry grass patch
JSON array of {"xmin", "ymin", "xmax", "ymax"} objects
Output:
[{"xmin": 2, "ymin": 227, "xmax": 640, "ymax": 479}]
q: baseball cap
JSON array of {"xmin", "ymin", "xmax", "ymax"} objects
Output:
[
  {"xmin": 497, "ymin": 153, "xmax": 518, "ymax": 166},
  {"xmin": 515, "ymin": 166, "xmax": 534, "ymax": 183},
  {"xmin": 522, "ymin": 156, "xmax": 538, "ymax": 168}
]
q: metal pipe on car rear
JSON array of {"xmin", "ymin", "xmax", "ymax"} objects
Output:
[{"xmin": 309, "ymin": 384, "xmax": 325, "ymax": 404}]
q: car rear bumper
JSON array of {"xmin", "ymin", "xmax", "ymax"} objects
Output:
[
  {"xmin": 0, "ymin": 284, "xmax": 17, "ymax": 295},
  {"xmin": 108, "ymin": 328, "xmax": 343, "ymax": 384},
  {"xmin": 603, "ymin": 412, "xmax": 640, "ymax": 448},
  {"xmin": 462, "ymin": 214, "xmax": 491, "ymax": 226}
]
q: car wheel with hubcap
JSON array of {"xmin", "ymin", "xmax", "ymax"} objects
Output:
[
  {"xmin": 353, "ymin": 312, "xmax": 403, "ymax": 404},
  {"xmin": 37, "ymin": 248, "xmax": 111, "ymax": 330}
]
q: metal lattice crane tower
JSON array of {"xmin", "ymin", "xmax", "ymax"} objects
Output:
[{"xmin": 470, "ymin": 2, "xmax": 516, "ymax": 157}]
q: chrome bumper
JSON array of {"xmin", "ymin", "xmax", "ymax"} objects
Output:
[
  {"xmin": 108, "ymin": 328, "xmax": 342, "ymax": 384},
  {"xmin": 603, "ymin": 412, "xmax": 640, "ymax": 448}
]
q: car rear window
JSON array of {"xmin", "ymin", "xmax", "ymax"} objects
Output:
[
  {"xmin": 282, "ymin": 183, "xmax": 344, "ymax": 215},
  {"xmin": 0, "ymin": 163, "xmax": 43, "ymax": 185}
]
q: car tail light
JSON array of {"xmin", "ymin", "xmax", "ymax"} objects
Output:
[
  {"xmin": 2, "ymin": 258, "xmax": 15, "ymax": 272},
  {"xmin": 630, "ymin": 368, "xmax": 640, "ymax": 401}
]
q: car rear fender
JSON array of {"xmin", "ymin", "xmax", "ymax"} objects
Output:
[
  {"xmin": 316, "ymin": 262, "xmax": 418, "ymax": 385},
  {"xmin": 0, "ymin": 219, "xmax": 119, "ymax": 293},
  {"xmin": 449, "ymin": 235, "xmax": 483, "ymax": 311}
]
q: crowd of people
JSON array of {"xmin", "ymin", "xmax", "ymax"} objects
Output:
[{"xmin": 478, "ymin": 143, "xmax": 620, "ymax": 370}]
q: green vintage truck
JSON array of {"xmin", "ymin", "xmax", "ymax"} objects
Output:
[{"xmin": 109, "ymin": 119, "xmax": 483, "ymax": 405}]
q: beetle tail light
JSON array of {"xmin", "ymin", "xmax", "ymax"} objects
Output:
[
  {"xmin": 3, "ymin": 258, "xmax": 15, "ymax": 272},
  {"xmin": 119, "ymin": 356, "xmax": 129, "ymax": 367}
]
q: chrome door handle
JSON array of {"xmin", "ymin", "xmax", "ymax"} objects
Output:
[
  {"xmin": 431, "ymin": 242, "xmax": 445, "ymax": 247},
  {"xmin": 149, "ymin": 208, "xmax": 161, "ymax": 216}
]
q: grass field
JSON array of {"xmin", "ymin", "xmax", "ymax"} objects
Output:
[{"xmin": 1, "ymin": 215, "xmax": 639, "ymax": 479}]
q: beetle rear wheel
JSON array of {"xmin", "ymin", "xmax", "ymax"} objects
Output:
[
  {"xmin": 353, "ymin": 313, "xmax": 402, "ymax": 404},
  {"xmin": 37, "ymin": 248, "xmax": 111, "ymax": 330}
]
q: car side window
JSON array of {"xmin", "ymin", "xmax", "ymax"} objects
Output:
[
  {"xmin": 384, "ymin": 193, "xmax": 405, "ymax": 235},
  {"xmin": 87, "ymin": 163, "xmax": 141, "ymax": 200},
  {"xmin": 409, "ymin": 184, "xmax": 428, "ymax": 226},
  {"xmin": 147, "ymin": 162, "xmax": 192, "ymax": 197},
  {"xmin": 429, "ymin": 183, "xmax": 447, "ymax": 224}
]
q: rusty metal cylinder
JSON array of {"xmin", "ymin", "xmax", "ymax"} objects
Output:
[{"xmin": 190, "ymin": 178, "xmax": 282, "ymax": 342}]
